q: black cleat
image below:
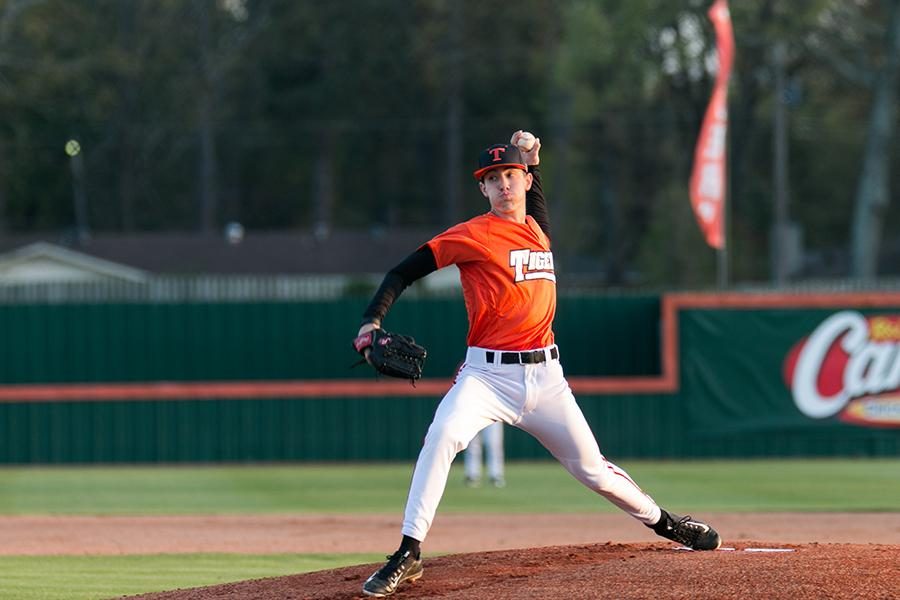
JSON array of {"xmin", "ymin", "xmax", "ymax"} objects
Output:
[
  {"xmin": 362, "ymin": 549, "xmax": 424, "ymax": 597},
  {"xmin": 651, "ymin": 510, "xmax": 722, "ymax": 550}
]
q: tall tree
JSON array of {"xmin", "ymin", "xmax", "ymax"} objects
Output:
[
  {"xmin": 0, "ymin": 0, "xmax": 49, "ymax": 232},
  {"xmin": 850, "ymin": 0, "xmax": 900, "ymax": 278},
  {"xmin": 807, "ymin": 0, "xmax": 900, "ymax": 279}
]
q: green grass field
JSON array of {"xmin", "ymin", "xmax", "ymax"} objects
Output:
[
  {"xmin": 0, "ymin": 459, "xmax": 897, "ymax": 600},
  {"xmin": 0, "ymin": 554, "xmax": 378, "ymax": 600}
]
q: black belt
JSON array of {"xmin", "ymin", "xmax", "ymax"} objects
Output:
[{"xmin": 485, "ymin": 347, "xmax": 559, "ymax": 365}]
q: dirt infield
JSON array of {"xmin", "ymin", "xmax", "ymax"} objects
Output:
[
  {"xmin": 3, "ymin": 512, "xmax": 899, "ymax": 555},
  {"xmin": 125, "ymin": 542, "xmax": 898, "ymax": 600},
  {"xmin": 4, "ymin": 513, "xmax": 898, "ymax": 599}
]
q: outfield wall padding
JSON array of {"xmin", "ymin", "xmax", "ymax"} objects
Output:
[{"xmin": 1, "ymin": 293, "xmax": 898, "ymax": 463}]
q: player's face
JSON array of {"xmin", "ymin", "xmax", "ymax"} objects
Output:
[{"xmin": 479, "ymin": 167, "xmax": 533, "ymax": 220}]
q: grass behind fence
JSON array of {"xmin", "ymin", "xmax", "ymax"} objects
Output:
[{"xmin": 1, "ymin": 459, "xmax": 898, "ymax": 515}]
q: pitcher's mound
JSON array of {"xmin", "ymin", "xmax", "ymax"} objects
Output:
[{"xmin": 128, "ymin": 541, "xmax": 899, "ymax": 599}]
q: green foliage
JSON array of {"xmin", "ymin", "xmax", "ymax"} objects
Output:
[
  {"xmin": 636, "ymin": 181, "xmax": 717, "ymax": 286},
  {"xmin": 0, "ymin": 0, "xmax": 897, "ymax": 283}
]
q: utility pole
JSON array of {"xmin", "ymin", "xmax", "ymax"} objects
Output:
[{"xmin": 772, "ymin": 41, "xmax": 791, "ymax": 285}]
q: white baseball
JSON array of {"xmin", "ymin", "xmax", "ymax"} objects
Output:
[{"xmin": 516, "ymin": 131, "xmax": 536, "ymax": 151}]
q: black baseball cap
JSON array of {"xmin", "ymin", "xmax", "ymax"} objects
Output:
[{"xmin": 473, "ymin": 144, "xmax": 527, "ymax": 180}]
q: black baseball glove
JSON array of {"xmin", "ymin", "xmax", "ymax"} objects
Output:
[{"xmin": 353, "ymin": 328, "xmax": 427, "ymax": 382}]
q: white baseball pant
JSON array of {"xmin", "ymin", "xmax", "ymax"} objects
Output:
[{"xmin": 401, "ymin": 345, "xmax": 662, "ymax": 542}]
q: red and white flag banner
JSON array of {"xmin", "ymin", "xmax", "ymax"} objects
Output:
[{"xmin": 689, "ymin": 0, "xmax": 735, "ymax": 249}]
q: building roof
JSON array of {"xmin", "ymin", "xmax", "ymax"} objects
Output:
[
  {"xmin": 0, "ymin": 241, "xmax": 149, "ymax": 282},
  {"xmin": 0, "ymin": 229, "xmax": 437, "ymax": 276}
]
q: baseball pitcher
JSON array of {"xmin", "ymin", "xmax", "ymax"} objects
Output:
[{"xmin": 353, "ymin": 131, "xmax": 721, "ymax": 597}]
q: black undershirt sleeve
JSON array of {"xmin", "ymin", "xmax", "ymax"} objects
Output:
[
  {"xmin": 361, "ymin": 244, "xmax": 438, "ymax": 327},
  {"xmin": 526, "ymin": 166, "xmax": 551, "ymax": 241}
]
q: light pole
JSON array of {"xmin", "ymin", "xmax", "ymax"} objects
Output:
[{"xmin": 66, "ymin": 138, "xmax": 89, "ymax": 244}]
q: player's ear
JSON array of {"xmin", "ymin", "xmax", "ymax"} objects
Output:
[
  {"xmin": 479, "ymin": 180, "xmax": 489, "ymax": 198},
  {"xmin": 524, "ymin": 172, "xmax": 533, "ymax": 191}
]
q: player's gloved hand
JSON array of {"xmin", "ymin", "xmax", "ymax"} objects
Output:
[{"xmin": 352, "ymin": 326, "xmax": 427, "ymax": 382}]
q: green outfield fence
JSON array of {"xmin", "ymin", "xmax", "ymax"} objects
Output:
[{"xmin": 0, "ymin": 278, "xmax": 897, "ymax": 463}]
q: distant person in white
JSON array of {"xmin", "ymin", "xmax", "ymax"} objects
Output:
[{"xmin": 464, "ymin": 421, "xmax": 505, "ymax": 488}]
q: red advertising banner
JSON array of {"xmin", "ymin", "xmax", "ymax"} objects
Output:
[{"xmin": 689, "ymin": 0, "xmax": 735, "ymax": 249}]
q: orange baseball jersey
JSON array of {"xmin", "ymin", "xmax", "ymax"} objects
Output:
[{"xmin": 426, "ymin": 213, "xmax": 556, "ymax": 350}]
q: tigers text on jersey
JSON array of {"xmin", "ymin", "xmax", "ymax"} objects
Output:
[{"xmin": 426, "ymin": 212, "xmax": 556, "ymax": 350}]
